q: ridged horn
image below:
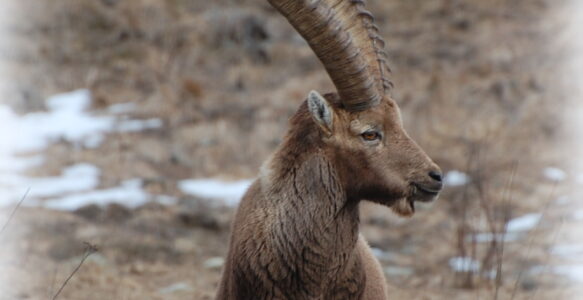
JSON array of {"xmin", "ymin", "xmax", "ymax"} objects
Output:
[{"xmin": 268, "ymin": 0, "xmax": 392, "ymax": 111}]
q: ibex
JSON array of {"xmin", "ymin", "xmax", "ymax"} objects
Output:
[{"xmin": 216, "ymin": 0, "xmax": 443, "ymax": 299}]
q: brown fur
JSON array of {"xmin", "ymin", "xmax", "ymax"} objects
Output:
[{"xmin": 215, "ymin": 94, "xmax": 441, "ymax": 299}]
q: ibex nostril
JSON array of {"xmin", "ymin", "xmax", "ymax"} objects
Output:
[{"xmin": 428, "ymin": 170, "xmax": 443, "ymax": 182}]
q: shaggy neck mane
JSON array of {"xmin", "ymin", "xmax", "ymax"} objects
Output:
[{"xmin": 259, "ymin": 102, "xmax": 361, "ymax": 296}]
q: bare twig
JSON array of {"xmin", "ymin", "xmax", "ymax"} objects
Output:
[
  {"xmin": 52, "ymin": 242, "xmax": 98, "ymax": 300},
  {"xmin": 493, "ymin": 161, "xmax": 518, "ymax": 300},
  {"xmin": 510, "ymin": 183, "xmax": 557, "ymax": 300},
  {"xmin": 0, "ymin": 188, "xmax": 30, "ymax": 237},
  {"xmin": 46, "ymin": 265, "xmax": 59, "ymax": 299},
  {"xmin": 531, "ymin": 216, "xmax": 565, "ymax": 300}
]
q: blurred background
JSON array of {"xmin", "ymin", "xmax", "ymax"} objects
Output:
[{"xmin": 0, "ymin": 0, "xmax": 582, "ymax": 299}]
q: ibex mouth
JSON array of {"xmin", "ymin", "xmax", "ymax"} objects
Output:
[
  {"xmin": 393, "ymin": 183, "xmax": 441, "ymax": 217},
  {"xmin": 414, "ymin": 184, "xmax": 440, "ymax": 196},
  {"xmin": 411, "ymin": 183, "xmax": 441, "ymax": 202}
]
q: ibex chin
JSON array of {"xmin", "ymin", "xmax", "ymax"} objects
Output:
[{"xmin": 216, "ymin": 0, "xmax": 443, "ymax": 299}]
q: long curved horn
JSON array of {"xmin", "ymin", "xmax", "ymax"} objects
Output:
[{"xmin": 268, "ymin": 0, "xmax": 392, "ymax": 111}]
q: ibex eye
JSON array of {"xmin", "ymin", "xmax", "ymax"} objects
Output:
[{"xmin": 361, "ymin": 131, "xmax": 381, "ymax": 141}]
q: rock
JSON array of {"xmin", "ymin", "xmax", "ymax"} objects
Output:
[
  {"xmin": 74, "ymin": 204, "xmax": 103, "ymax": 221},
  {"xmin": 177, "ymin": 211, "xmax": 220, "ymax": 230},
  {"xmin": 521, "ymin": 277, "xmax": 538, "ymax": 291},
  {"xmin": 104, "ymin": 203, "xmax": 131, "ymax": 222}
]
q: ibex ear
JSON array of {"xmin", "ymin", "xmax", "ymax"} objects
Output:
[{"xmin": 307, "ymin": 90, "xmax": 334, "ymax": 136}]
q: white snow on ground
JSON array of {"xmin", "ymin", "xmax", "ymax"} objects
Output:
[
  {"xmin": 543, "ymin": 167, "xmax": 567, "ymax": 182},
  {"xmin": 0, "ymin": 89, "xmax": 162, "ymax": 154},
  {"xmin": 469, "ymin": 213, "xmax": 541, "ymax": 244},
  {"xmin": 551, "ymin": 244, "xmax": 583, "ymax": 256},
  {"xmin": 44, "ymin": 179, "xmax": 157, "ymax": 210},
  {"xmin": 20, "ymin": 90, "xmax": 114, "ymax": 151},
  {"xmin": 556, "ymin": 195, "xmax": 571, "ymax": 205},
  {"xmin": 449, "ymin": 256, "xmax": 480, "ymax": 272},
  {"xmin": 107, "ymin": 102, "xmax": 137, "ymax": 114},
  {"xmin": 0, "ymin": 154, "xmax": 43, "ymax": 173},
  {"xmin": 117, "ymin": 118, "xmax": 163, "ymax": 132},
  {"xmin": 443, "ymin": 170, "xmax": 470, "ymax": 187},
  {"xmin": 506, "ymin": 213, "xmax": 542, "ymax": 232},
  {"xmin": 0, "ymin": 89, "xmax": 168, "ymax": 210},
  {"xmin": 16, "ymin": 163, "xmax": 99, "ymax": 199},
  {"xmin": 0, "ymin": 163, "xmax": 101, "ymax": 206},
  {"xmin": 179, "ymin": 179, "xmax": 253, "ymax": 206},
  {"xmin": 553, "ymin": 265, "xmax": 583, "ymax": 282},
  {"xmin": 0, "ymin": 90, "xmax": 109, "ymax": 158},
  {"xmin": 528, "ymin": 264, "xmax": 583, "ymax": 283},
  {"xmin": 0, "ymin": 89, "xmax": 241, "ymax": 211},
  {"xmin": 467, "ymin": 232, "xmax": 520, "ymax": 243}
]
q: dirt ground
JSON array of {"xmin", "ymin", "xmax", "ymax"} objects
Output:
[
  {"xmin": 2, "ymin": 198, "xmax": 582, "ymax": 300},
  {"xmin": 1, "ymin": 0, "xmax": 582, "ymax": 299}
]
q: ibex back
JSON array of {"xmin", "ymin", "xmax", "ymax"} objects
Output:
[{"xmin": 216, "ymin": 1, "xmax": 443, "ymax": 299}]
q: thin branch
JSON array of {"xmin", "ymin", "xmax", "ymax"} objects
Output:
[
  {"xmin": 510, "ymin": 183, "xmax": 557, "ymax": 300},
  {"xmin": 47, "ymin": 265, "xmax": 59, "ymax": 299},
  {"xmin": 494, "ymin": 161, "xmax": 518, "ymax": 300},
  {"xmin": 531, "ymin": 216, "xmax": 565, "ymax": 300},
  {"xmin": 0, "ymin": 188, "xmax": 30, "ymax": 237},
  {"xmin": 52, "ymin": 242, "xmax": 98, "ymax": 300}
]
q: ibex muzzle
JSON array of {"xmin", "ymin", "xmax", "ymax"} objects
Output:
[{"xmin": 216, "ymin": 0, "xmax": 442, "ymax": 299}]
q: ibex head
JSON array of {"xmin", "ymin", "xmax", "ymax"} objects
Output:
[{"xmin": 270, "ymin": 0, "xmax": 442, "ymax": 216}]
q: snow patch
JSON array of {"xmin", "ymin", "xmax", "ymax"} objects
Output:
[
  {"xmin": 556, "ymin": 195, "xmax": 571, "ymax": 205},
  {"xmin": 551, "ymin": 244, "xmax": 583, "ymax": 257},
  {"xmin": 0, "ymin": 89, "xmax": 162, "ymax": 155},
  {"xmin": 117, "ymin": 118, "xmax": 163, "ymax": 132},
  {"xmin": 178, "ymin": 178, "xmax": 253, "ymax": 206},
  {"xmin": 0, "ymin": 163, "xmax": 100, "ymax": 206},
  {"xmin": 26, "ymin": 163, "xmax": 100, "ymax": 198},
  {"xmin": 0, "ymin": 155, "xmax": 43, "ymax": 173},
  {"xmin": 543, "ymin": 167, "xmax": 567, "ymax": 182},
  {"xmin": 467, "ymin": 232, "xmax": 520, "ymax": 243},
  {"xmin": 107, "ymin": 102, "xmax": 137, "ymax": 114},
  {"xmin": 506, "ymin": 213, "xmax": 542, "ymax": 232},
  {"xmin": 0, "ymin": 91, "xmax": 109, "ymax": 153},
  {"xmin": 553, "ymin": 265, "xmax": 583, "ymax": 282},
  {"xmin": 46, "ymin": 89, "xmax": 91, "ymax": 112},
  {"xmin": 26, "ymin": 90, "xmax": 115, "ymax": 150},
  {"xmin": 449, "ymin": 256, "xmax": 480, "ymax": 272},
  {"xmin": 0, "ymin": 89, "xmax": 167, "ymax": 209},
  {"xmin": 443, "ymin": 170, "xmax": 470, "ymax": 187},
  {"xmin": 44, "ymin": 179, "xmax": 149, "ymax": 211}
]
